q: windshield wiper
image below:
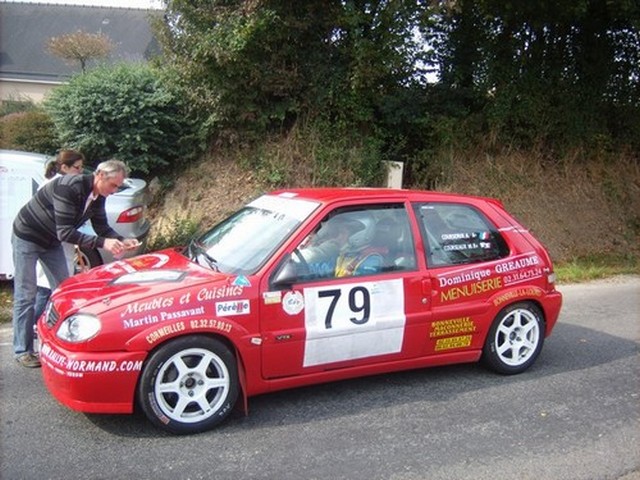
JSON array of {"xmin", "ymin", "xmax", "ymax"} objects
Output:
[{"xmin": 190, "ymin": 239, "xmax": 220, "ymax": 272}]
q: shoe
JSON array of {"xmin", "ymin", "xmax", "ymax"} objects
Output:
[{"xmin": 15, "ymin": 353, "xmax": 41, "ymax": 368}]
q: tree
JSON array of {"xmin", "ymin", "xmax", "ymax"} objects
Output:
[
  {"xmin": 154, "ymin": 0, "xmax": 432, "ymax": 135},
  {"xmin": 47, "ymin": 30, "xmax": 114, "ymax": 73},
  {"xmin": 431, "ymin": 0, "xmax": 640, "ymax": 148}
]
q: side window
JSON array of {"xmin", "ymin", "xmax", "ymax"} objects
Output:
[
  {"xmin": 414, "ymin": 203, "xmax": 509, "ymax": 268},
  {"xmin": 273, "ymin": 204, "xmax": 416, "ymax": 286}
]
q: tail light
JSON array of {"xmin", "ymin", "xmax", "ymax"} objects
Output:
[{"xmin": 116, "ymin": 206, "xmax": 144, "ymax": 223}]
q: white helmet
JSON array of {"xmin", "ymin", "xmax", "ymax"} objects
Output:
[{"xmin": 348, "ymin": 215, "xmax": 376, "ymax": 250}]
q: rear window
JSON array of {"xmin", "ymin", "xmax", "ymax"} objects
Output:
[{"xmin": 414, "ymin": 203, "xmax": 509, "ymax": 268}]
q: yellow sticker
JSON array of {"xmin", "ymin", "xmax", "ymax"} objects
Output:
[
  {"xmin": 430, "ymin": 317, "xmax": 476, "ymax": 338},
  {"xmin": 434, "ymin": 335, "xmax": 472, "ymax": 351}
]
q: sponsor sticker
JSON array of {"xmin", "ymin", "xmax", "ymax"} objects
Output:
[
  {"xmin": 430, "ymin": 317, "xmax": 476, "ymax": 338},
  {"xmin": 283, "ymin": 290, "xmax": 304, "ymax": 315},
  {"xmin": 440, "ymin": 277, "xmax": 503, "ymax": 302},
  {"xmin": 215, "ymin": 299, "xmax": 250, "ymax": 316},
  {"xmin": 435, "ymin": 335, "xmax": 472, "ymax": 351},
  {"xmin": 263, "ymin": 291, "xmax": 282, "ymax": 305},
  {"xmin": 233, "ymin": 275, "xmax": 252, "ymax": 287},
  {"xmin": 39, "ymin": 343, "xmax": 144, "ymax": 376},
  {"xmin": 493, "ymin": 287, "xmax": 543, "ymax": 307}
]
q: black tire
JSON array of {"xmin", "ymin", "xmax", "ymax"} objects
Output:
[
  {"xmin": 76, "ymin": 247, "xmax": 102, "ymax": 272},
  {"xmin": 481, "ymin": 302, "xmax": 545, "ymax": 375},
  {"xmin": 138, "ymin": 335, "xmax": 239, "ymax": 434}
]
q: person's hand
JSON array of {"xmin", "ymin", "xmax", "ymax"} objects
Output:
[
  {"xmin": 103, "ymin": 238, "xmax": 125, "ymax": 256},
  {"xmin": 122, "ymin": 238, "xmax": 141, "ymax": 251}
]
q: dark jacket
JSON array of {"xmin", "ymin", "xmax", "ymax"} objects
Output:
[{"xmin": 13, "ymin": 174, "xmax": 122, "ymax": 249}]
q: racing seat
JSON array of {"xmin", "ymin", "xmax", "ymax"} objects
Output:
[{"xmin": 371, "ymin": 217, "xmax": 403, "ymax": 272}]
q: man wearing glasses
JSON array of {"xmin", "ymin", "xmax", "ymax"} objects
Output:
[{"xmin": 11, "ymin": 158, "xmax": 139, "ymax": 368}]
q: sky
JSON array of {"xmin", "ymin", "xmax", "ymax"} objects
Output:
[{"xmin": 0, "ymin": 0, "xmax": 164, "ymax": 8}]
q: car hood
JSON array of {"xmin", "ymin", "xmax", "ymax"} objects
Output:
[{"xmin": 50, "ymin": 248, "xmax": 234, "ymax": 316}]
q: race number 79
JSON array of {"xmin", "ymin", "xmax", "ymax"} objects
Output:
[
  {"xmin": 303, "ymin": 279, "xmax": 405, "ymax": 367},
  {"xmin": 318, "ymin": 286, "xmax": 370, "ymax": 329}
]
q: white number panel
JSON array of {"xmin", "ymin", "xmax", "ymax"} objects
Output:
[{"xmin": 303, "ymin": 279, "xmax": 406, "ymax": 367}]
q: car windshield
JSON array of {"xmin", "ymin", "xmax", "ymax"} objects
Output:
[{"xmin": 189, "ymin": 194, "xmax": 320, "ymax": 275}]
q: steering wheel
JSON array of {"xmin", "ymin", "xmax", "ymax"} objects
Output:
[{"xmin": 292, "ymin": 248, "xmax": 310, "ymax": 276}]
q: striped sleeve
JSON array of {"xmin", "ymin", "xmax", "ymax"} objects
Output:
[{"xmin": 87, "ymin": 196, "xmax": 122, "ymax": 241}]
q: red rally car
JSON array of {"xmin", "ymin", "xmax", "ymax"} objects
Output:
[{"xmin": 38, "ymin": 188, "xmax": 563, "ymax": 434}]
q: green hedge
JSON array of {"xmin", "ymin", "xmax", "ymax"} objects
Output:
[{"xmin": 45, "ymin": 63, "xmax": 202, "ymax": 175}]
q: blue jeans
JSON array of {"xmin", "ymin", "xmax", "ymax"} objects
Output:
[
  {"xmin": 11, "ymin": 234, "xmax": 69, "ymax": 356},
  {"xmin": 34, "ymin": 286, "xmax": 52, "ymax": 321}
]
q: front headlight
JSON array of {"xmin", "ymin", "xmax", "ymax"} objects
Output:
[{"xmin": 56, "ymin": 314, "xmax": 101, "ymax": 343}]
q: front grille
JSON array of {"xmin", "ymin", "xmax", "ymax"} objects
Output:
[{"xmin": 45, "ymin": 302, "xmax": 60, "ymax": 328}]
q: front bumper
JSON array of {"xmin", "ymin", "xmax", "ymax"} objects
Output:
[{"xmin": 39, "ymin": 330, "xmax": 147, "ymax": 414}]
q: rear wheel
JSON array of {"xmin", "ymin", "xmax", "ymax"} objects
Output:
[
  {"xmin": 481, "ymin": 302, "xmax": 545, "ymax": 374},
  {"xmin": 138, "ymin": 336, "xmax": 238, "ymax": 434}
]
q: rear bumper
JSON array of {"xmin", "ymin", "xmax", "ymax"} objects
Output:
[{"xmin": 543, "ymin": 290, "xmax": 563, "ymax": 336}]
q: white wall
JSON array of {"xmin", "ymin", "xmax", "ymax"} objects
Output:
[{"xmin": 0, "ymin": 79, "xmax": 62, "ymax": 103}]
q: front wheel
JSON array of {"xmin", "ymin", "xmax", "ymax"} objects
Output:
[
  {"xmin": 76, "ymin": 247, "xmax": 102, "ymax": 273},
  {"xmin": 138, "ymin": 336, "xmax": 239, "ymax": 434},
  {"xmin": 481, "ymin": 302, "xmax": 545, "ymax": 375}
]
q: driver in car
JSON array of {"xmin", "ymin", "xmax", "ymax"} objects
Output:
[{"xmin": 299, "ymin": 215, "xmax": 363, "ymax": 278}]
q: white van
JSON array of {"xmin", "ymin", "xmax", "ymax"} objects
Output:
[{"xmin": 0, "ymin": 149, "xmax": 151, "ymax": 280}]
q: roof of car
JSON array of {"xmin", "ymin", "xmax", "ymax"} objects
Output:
[{"xmin": 269, "ymin": 187, "xmax": 503, "ymax": 207}]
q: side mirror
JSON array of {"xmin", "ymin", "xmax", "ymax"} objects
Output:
[{"xmin": 271, "ymin": 257, "xmax": 299, "ymax": 289}]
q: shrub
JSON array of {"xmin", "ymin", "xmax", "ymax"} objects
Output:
[
  {"xmin": 0, "ymin": 97, "xmax": 37, "ymax": 117},
  {"xmin": 146, "ymin": 215, "xmax": 200, "ymax": 252},
  {"xmin": 244, "ymin": 118, "xmax": 387, "ymax": 188},
  {"xmin": 44, "ymin": 63, "xmax": 202, "ymax": 175},
  {"xmin": 0, "ymin": 110, "xmax": 58, "ymax": 154}
]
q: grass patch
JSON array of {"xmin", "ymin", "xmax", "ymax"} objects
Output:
[
  {"xmin": 555, "ymin": 254, "xmax": 639, "ymax": 283},
  {"xmin": 433, "ymin": 148, "xmax": 639, "ymax": 264},
  {"xmin": 0, "ymin": 281, "xmax": 12, "ymax": 324}
]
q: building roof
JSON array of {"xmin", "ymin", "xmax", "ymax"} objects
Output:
[{"xmin": 0, "ymin": 2, "xmax": 162, "ymax": 83}]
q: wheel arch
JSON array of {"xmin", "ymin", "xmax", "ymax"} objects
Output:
[
  {"xmin": 488, "ymin": 286, "xmax": 549, "ymax": 332},
  {"xmin": 76, "ymin": 246, "xmax": 103, "ymax": 271},
  {"xmin": 497, "ymin": 298, "xmax": 546, "ymax": 322},
  {"xmin": 131, "ymin": 330, "xmax": 248, "ymax": 416}
]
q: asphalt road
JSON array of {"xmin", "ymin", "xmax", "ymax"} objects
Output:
[{"xmin": 1, "ymin": 276, "xmax": 638, "ymax": 480}]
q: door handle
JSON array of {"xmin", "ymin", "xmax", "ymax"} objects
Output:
[{"xmin": 421, "ymin": 278, "xmax": 432, "ymax": 296}]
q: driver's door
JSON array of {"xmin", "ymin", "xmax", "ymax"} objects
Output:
[{"xmin": 259, "ymin": 202, "xmax": 427, "ymax": 379}]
